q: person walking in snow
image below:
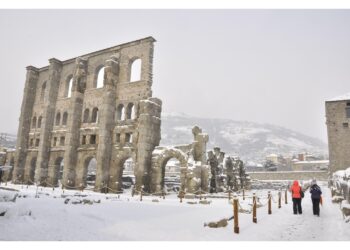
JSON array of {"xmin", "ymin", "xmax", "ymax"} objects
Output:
[
  {"xmin": 290, "ymin": 180, "xmax": 303, "ymax": 214},
  {"xmin": 310, "ymin": 178, "xmax": 322, "ymax": 216}
]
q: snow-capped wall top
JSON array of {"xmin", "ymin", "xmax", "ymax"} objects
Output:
[{"xmin": 326, "ymin": 92, "xmax": 350, "ymax": 102}]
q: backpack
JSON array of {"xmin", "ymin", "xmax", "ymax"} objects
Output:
[{"xmin": 300, "ymin": 187, "xmax": 304, "ymax": 198}]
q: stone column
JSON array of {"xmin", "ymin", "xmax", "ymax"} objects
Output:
[
  {"xmin": 62, "ymin": 58, "xmax": 87, "ymax": 187},
  {"xmin": 13, "ymin": 66, "xmax": 39, "ymax": 183},
  {"xmin": 95, "ymin": 55, "xmax": 120, "ymax": 191},
  {"xmin": 135, "ymin": 97, "xmax": 162, "ymax": 192},
  {"xmin": 35, "ymin": 58, "xmax": 62, "ymax": 183}
]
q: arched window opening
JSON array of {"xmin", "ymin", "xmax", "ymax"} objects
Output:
[
  {"xmin": 83, "ymin": 109, "xmax": 90, "ymax": 123},
  {"xmin": 32, "ymin": 116, "xmax": 37, "ymax": 129},
  {"xmin": 96, "ymin": 67, "xmax": 105, "ymax": 88},
  {"xmin": 85, "ymin": 157, "xmax": 97, "ymax": 187},
  {"xmin": 37, "ymin": 116, "xmax": 42, "ymax": 128},
  {"xmin": 162, "ymin": 158, "xmax": 181, "ymax": 193},
  {"xmin": 126, "ymin": 103, "xmax": 135, "ymax": 120},
  {"xmin": 122, "ymin": 158, "xmax": 135, "ymax": 190},
  {"xmin": 66, "ymin": 76, "xmax": 73, "ymax": 98},
  {"xmin": 40, "ymin": 81, "xmax": 46, "ymax": 102},
  {"xmin": 130, "ymin": 59, "xmax": 141, "ymax": 82},
  {"xmin": 62, "ymin": 112, "xmax": 68, "ymax": 126},
  {"xmin": 91, "ymin": 108, "xmax": 99, "ymax": 123},
  {"xmin": 55, "ymin": 112, "xmax": 61, "ymax": 126},
  {"xmin": 116, "ymin": 104, "xmax": 124, "ymax": 121}
]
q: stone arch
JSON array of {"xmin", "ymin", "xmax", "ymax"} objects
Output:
[
  {"xmin": 37, "ymin": 116, "xmax": 42, "ymax": 128},
  {"xmin": 116, "ymin": 104, "xmax": 124, "ymax": 121},
  {"xmin": 65, "ymin": 75, "xmax": 73, "ymax": 97},
  {"xmin": 53, "ymin": 157, "xmax": 64, "ymax": 186},
  {"xmin": 62, "ymin": 112, "xmax": 68, "ymax": 126},
  {"xmin": 91, "ymin": 107, "xmax": 99, "ymax": 123},
  {"xmin": 83, "ymin": 156, "xmax": 97, "ymax": 187},
  {"xmin": 32, "ymin": 116, "xmax": 37, "ymax": 129},
  {"xmin": 95, "ymin": 65, "xmax": 105, "ymax": 88},
  {"xmin": 83, "ymin": 108, "xmax": 90, "ymax": 123},
  {"xmin": 151, "ymin": 148, "xmax": 188, "ymax": 193},
  {"xmin": 126, "ymin": 103, "xmax": 135, "ymax": 120},
  {"xmin": 109, "ymin": 149, "xmax": 136, "ymax": 192},
  {"xmin": 129, "ymin": 58, "xmax": 142, "ymax": 82},
  {"xmin": 55, "ymin": 112, "xmax": 61, "ymax": 126}
]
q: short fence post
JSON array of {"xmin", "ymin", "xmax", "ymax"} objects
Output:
[
  {"xmin": 199, "ymin": 187, "xmax": 202, "ymax": 200},
  {"xmin": 278, "ymin": 190, "xmax": 281, "ymax": 209},
  {"xmin": 228, "ymin": 189, "xmax": 232, "ymax": 201},
  {"xmin": 162, "ymin": 190, "xmax": 165, "ymax": 200},
  {"xmin": 233, "ymin": 195, "xmax": 239, "ymax": 234},
  {"xmin": 140, "ymin": 186, "xmax": 143, "ymax": 202},
  {"xmin": 131, "ymin": 186, "xmax": 135, "ymax": 197},
  {"xmin": 268, "ymin": 191, "xmax": 272, "ymax": 214},
  {"xmin": 253, "ymin": 193, "xmax": 257, "ymax": 223},
  {"xmin": 179, "ymin": 190, "xmax": 184, "ymax": 203},
  {"xmin": 243, "ymin": 189, "xmax": 245, "ymax": 200},
  {"xmin": 285, "ymin": 189, "xmax": 288, "ymax": 204}
]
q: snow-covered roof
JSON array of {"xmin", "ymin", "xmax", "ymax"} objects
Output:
[{"xmin": 326, "ymin": 92, "xmax": 350, "ymax": 102}]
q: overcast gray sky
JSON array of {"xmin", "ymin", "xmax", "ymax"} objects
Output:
[{"xmin": 1, "ymin": 9, "xmax": 350, "ymax": 142}]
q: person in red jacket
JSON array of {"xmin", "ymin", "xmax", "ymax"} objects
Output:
[{"xmin": 290, "ymin": 180, "xmax": 303, "ymax": 214}]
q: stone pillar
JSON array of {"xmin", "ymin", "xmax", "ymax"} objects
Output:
[
  {"xmin": 192, "ymin": 126, "xmax": 209, "ymax": 164},
  {"xmin": 62, "ymin": 58, "xmax": 87, "ymax": 187},
  {"xmin": 95, "ymin": 55, "xmax": 120, "ymax": 191},
  {"xmin": 135, "ymin": 97, "xmax": 162, "ymax": 192},
  {"xmin": 13, "ymin": 66, "xmax": 39, "ymax": 183},
  {"xmin": 35, "ymin": 58, "xmax": 62, "ymax": 183}
]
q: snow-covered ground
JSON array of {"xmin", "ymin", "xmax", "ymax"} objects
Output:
[{"xmin": 0, "ymin": 182, "xmax": 349, "ymax": 241}]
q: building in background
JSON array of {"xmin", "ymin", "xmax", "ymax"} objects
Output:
[{"xmin": 326, "ymin": 93, "xmax": 350, "ymax": 173}]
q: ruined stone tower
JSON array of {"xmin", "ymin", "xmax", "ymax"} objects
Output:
[{"xmin": 13, "ymin": 37, "xmax": 161, "ymax": 192}]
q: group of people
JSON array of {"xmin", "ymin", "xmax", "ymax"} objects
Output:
[{"xmin": 290, "ymin": 178, "xmax": 322, "ymax": 216}]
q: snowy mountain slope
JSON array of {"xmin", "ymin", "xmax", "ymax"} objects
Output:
[
  {"xmin": 0, "ymin": 133, "xmax": 16, "ymax": 149},
  {"xmin": 160, "ymin": 113, "xmax": 328, "ymax": 161}
]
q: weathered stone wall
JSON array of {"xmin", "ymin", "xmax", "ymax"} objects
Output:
[
  {"xmin": 248, "ymin": 171, "xmax": 329, "ymax": 181},
  {"xmin": 325, "ymin": 100, "xmax": 350, "ymax": 173},
  {"xmin": 12, "ymin": 37, "xmax": 162, "ymax": 192}
]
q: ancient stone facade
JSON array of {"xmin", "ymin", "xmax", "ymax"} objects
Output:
[
  {"xmin": 12, "ymin": 37, "xmax": 162, "ymax": 192},
  {"xmin": 326, "ymin": 94, "xmax": 350, "ymax": 173}
]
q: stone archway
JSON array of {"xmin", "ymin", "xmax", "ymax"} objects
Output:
[
  {"xmin": 150, "ymin": 147, "xmax": 188, "ymax": 193},
  {"xmin": 109, "ymin": 149, "xmax": 136, "ymax": 192},
  {"xmin": 83, "ymin": 156, "xmax": 97, "ymax": 188},
  {"xmin": 53, "ymin": 157, "xmax": 64, "ymax": 186}
]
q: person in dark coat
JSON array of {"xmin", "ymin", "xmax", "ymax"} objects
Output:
[
  {"xmin": 290, "ymin": 180, "xmax": 303, "ymax": 214},
  {"xmin": 310, "ymin": 179, "xmax": 322, "ymax": 216}
]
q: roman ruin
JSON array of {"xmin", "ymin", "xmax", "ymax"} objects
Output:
[{"xmin": 1, "ymin": 37, "xmax": 251, "ymax": 194}]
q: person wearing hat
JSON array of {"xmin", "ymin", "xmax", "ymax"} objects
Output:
[{"xmin": 310, "ymin": 178, "xmax": 322, "ymax": 216}]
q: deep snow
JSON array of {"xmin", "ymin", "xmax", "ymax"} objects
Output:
[{"xmin": 0, "ymin": 182, "xmax": 349, "ymax": 241}]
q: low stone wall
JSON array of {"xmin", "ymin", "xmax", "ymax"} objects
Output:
[{"xmin": 247, "ymin": 171, "xmax": 329, "ymax": 181}]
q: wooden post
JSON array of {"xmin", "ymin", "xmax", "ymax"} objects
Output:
[
  {"xmin": 228, "ymin": 189, "xmax": 231, "ymax": 201},
  {"xmin": 268, "ymin": 191, "xmax": 272, "ymax": 214},
  {"xmin": 285, "ymin": 189, "xmax": 288, "ymax": 204},
  {"xmin": 243, "ymin": 189, "xmax": 245, "ymax": 200},
  {"xmin": 179, "ymin": 190, "xmax": 183, "ymax": 203},
  {"xmin": 252, "ymin": 193, "xmax": 257, "ymax": 223},
  {"xmin": 131, "ymin": 186, "xmax": 135, "ymax": 197},
  {"xmin": 199, "ymin": 187, "xmax": 202, "ymax": 200},
  {"xmin": 163, "ymin": 191, "xmax": 165, "ymax": 200},
  {"xmin": 278, "ymin": 190, "xmax": 281, "ymax": 209},
  {"xmin": 140, "ymin": 189, "xmax": 143, "ymax": 202},
  {"xmin": 233, "ymin": 195, "xmax": 239, "ymax": 234}
]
